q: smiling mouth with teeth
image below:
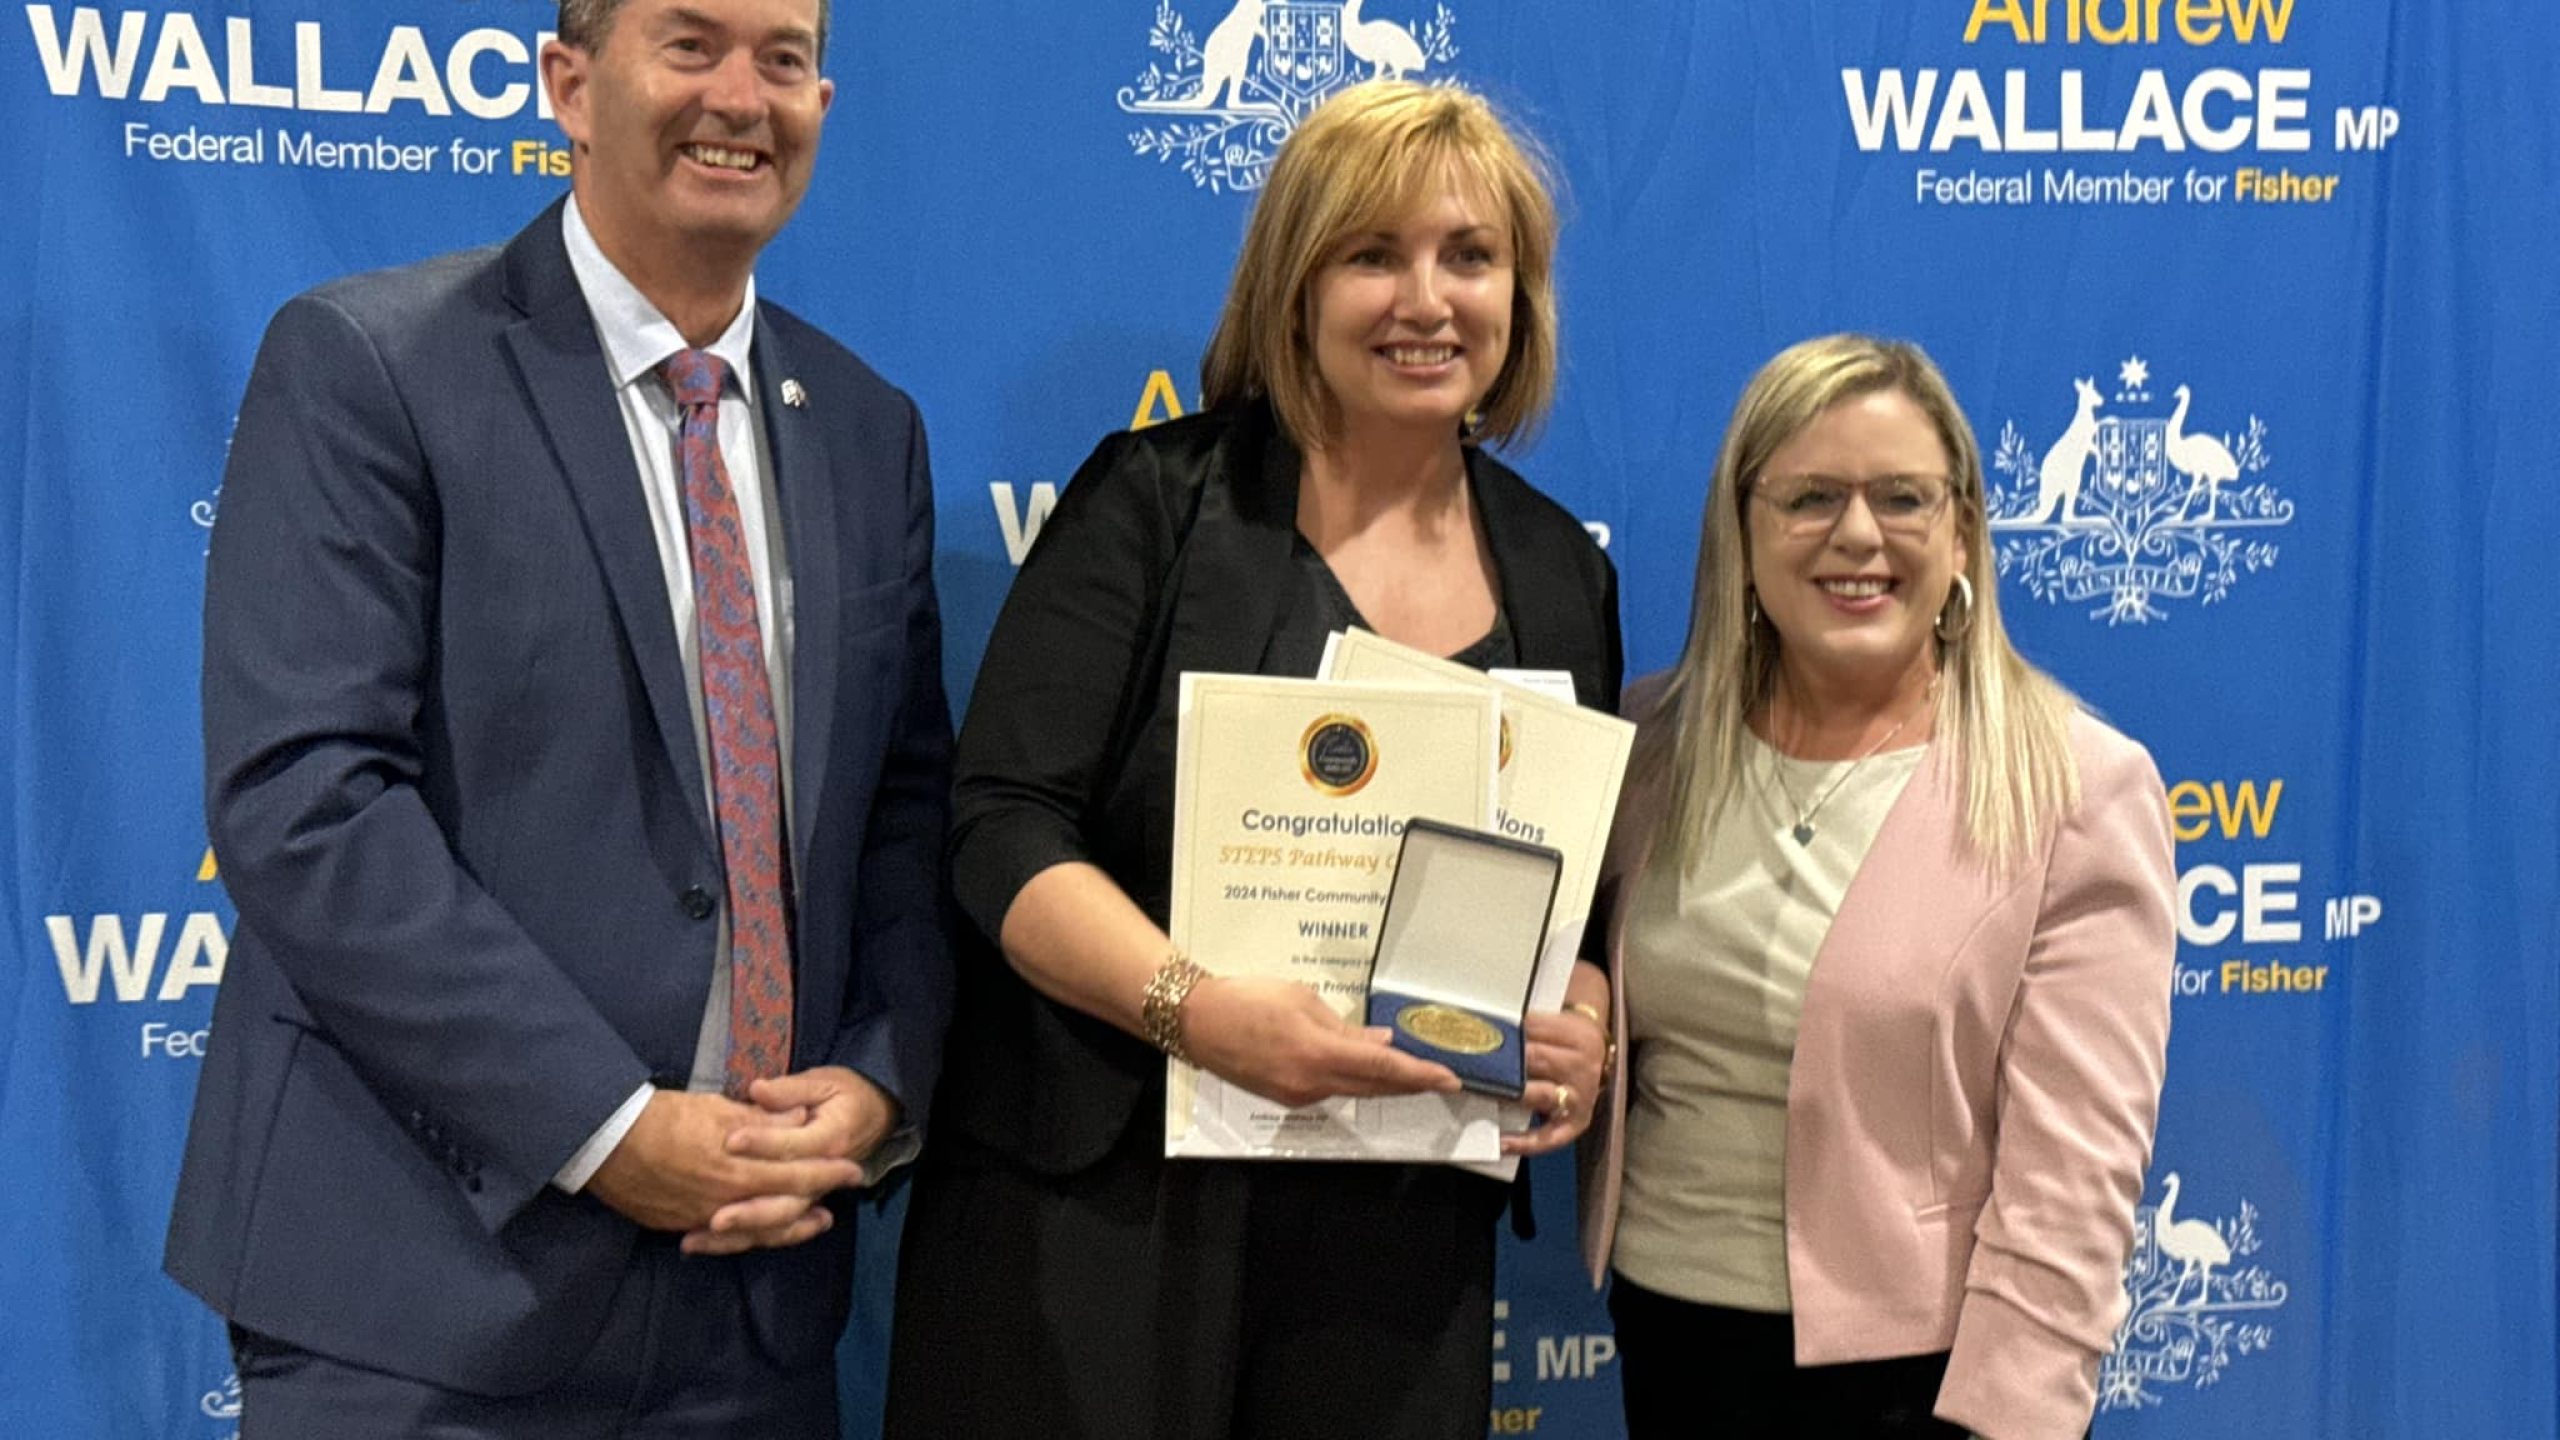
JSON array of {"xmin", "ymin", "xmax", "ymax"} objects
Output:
[
  {"xmin": 1819, "ymin": 578, "xmax": 1896, "ymax": 597},
  {"xmin": 682, "ymin": 143, "xmax": 764, "ymax": 172},
  {"xmin": 1381, "ymin": 345, "xmax": 1458, "ymax": 365}
]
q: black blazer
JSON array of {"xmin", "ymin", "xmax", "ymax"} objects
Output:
[{"xmin": 934, "ymin": 402, "xmax": 1624, "ymax": 1176}]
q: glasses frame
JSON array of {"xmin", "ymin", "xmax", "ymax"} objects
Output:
[{"xmin": 1747, "ymin": 472, "xmax": 1956, "ymax": 539}]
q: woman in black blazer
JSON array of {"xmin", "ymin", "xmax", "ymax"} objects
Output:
[{"xmin": 886, "ymin": 81, "xmax": 1622, "ymax": 1440}]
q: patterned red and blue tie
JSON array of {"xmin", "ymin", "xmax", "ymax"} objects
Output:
[{"xmin": 660, "ymin": 349, "xmax": 792, "ymax": 1097}]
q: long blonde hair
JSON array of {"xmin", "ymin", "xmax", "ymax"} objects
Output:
[
  {"xmin": 1648, "ymin": 334, "xmax": 2081, "ymax": 874},
  {"xmin": 1199, "ymin": 80, "xmax": 1559, "ymax": 452}
]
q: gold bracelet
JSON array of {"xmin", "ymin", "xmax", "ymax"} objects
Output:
[
  {"xmin": 1565, "ymin": 1001, "xmax": 1617, "ymax": 1080},
  {"xmin": 1140, "ymin": 952, "xmax": 1209, "ymax": 1063}
]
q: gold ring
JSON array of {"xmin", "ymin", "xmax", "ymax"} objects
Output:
[
  {"xmin": 1552, "ymin": 1083, "xmax": 1575, "ymax": 1122},
  {"xmin": 1564, "ymin": 1002, "xmax": 1607, "ymax": 1032}
]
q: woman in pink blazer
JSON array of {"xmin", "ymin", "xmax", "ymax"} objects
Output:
[{"xmin": 1578, "ymin": 336, "xmax": 2175, "ymax": 1440}]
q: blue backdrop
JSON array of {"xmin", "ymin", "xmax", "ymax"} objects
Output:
[{"xmin": 5, "ymin": 1, "xmax": 2555, "ymax": 1435}]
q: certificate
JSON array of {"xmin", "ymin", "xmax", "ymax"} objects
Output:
[
  {"xmin": 1320, "ymin": 627, "xmax": 1635, "ymax": 1001},
  {"xmin": 1164, "ymin": 673, "xmax": 1504, "ymax": 1160},
  {"xmin": 1319, "ymin": 629, "xmax": 1636, "ymax": 1178}
]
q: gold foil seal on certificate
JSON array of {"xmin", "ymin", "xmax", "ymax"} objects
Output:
[
  {"xmin": 1395, "ymin": 1002, "xmax": 1502, "ymax": 1055},
  {"xmin": 1299, "ymin": 713, "xmax": 1379, "ymax": 796}
]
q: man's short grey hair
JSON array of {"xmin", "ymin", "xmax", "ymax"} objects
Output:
[{"xmin": 556, "ymin": 0, "xmax": 831, "ymax": 60}]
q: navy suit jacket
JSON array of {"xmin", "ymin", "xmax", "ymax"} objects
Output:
[{"xmin": 166, "ymin": 199, "xmax": 953, "ymax": 1395}]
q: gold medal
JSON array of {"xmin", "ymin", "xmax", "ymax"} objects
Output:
[{"xmin": 1395, "ymin": 1002, "xmax": 1502, "ymax": 1056}]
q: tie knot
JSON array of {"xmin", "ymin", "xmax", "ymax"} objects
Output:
[{"xmin": 660, "ymin": 349, "xmax": 730, "ymax": 410}]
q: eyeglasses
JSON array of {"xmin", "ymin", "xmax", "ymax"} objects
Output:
[{"xmin": 1749, "ymin": 474, "xmax": 1953, "ymax": 538}]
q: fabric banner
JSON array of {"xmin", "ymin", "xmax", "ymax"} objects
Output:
[{"xmin": 4, "ymin": 1, "xmax": 2552, "ymax": 1435}]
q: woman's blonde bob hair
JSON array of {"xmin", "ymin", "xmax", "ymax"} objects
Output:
[
  {"xmin": 1647, "ymin": 334, "xmax": 2083, "ymax": 874},
  {"xmin": 1199, "ymin": 80, "xmax": 1559, "ymax": 451}
]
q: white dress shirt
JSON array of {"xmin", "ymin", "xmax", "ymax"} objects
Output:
[{"xmin": 551, "ymin": 196, "xmax": 796, "ymax": 1191}]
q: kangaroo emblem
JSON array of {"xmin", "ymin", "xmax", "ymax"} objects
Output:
[
  {"xmin": 2024, "ymin": 376, "xmax": 2103, "ymax": 525},
  {"xmin": 1173, "ymin": 0, "xmax": 1271, "ymax": 110}
]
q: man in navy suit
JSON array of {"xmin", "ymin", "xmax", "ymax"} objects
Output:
[{"xmin": 164, "ymin": 0, "xmax": 951, "ymax": 1430}]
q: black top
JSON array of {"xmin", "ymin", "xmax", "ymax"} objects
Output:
[
  {"xmin": 933, "ymin": 401, "xmax": 1623, "ymax": 1176},
  {"xmin": 1257, "ymin": 532, "xmax": 1519, "ymax": 679}
]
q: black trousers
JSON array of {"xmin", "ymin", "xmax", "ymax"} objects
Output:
[
  {"xmin": 1610, "ymin": 1274, "xmax": 1969, "ymax": 1440},
  {"xmin": 887, "ymin": 1117, "xmax": 1504, "ymax": 1440}
]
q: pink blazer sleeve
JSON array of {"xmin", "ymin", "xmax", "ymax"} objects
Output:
[{"xmin": 1935, "ymin": 720, "xmax": 2176, "ymax": 1440}]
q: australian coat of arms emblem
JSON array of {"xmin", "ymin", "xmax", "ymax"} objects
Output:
[
  {"xmin": 2100, "ymin": 1169, "xmax": 2289, "ymax": 1411},
  {"xmin": 1987, "ymin": 357, "xmax": 2293, "ymax": 624},
  {"xmin": 1119, "ymin": 0, "xmax": 1460, "ymax": 192}
]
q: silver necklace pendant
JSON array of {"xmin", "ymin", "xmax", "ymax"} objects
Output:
[{"xmin": 1767, "ymin": 675, "xmax": 1940, "ymax": 852}]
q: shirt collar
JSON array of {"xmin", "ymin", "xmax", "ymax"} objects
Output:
[{"xmin": 561, "ymin": 194, "xmax": 758, "ymax": 404}]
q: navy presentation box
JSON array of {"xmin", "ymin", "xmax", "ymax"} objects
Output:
[{"xmin": 1363, "ymin": 818, "xmax": 1561, "ymax": 1099}]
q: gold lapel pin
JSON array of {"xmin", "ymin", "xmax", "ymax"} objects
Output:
[{"xmin": 780, "ymin": 378, "xmax": 808, "ymax": 409}]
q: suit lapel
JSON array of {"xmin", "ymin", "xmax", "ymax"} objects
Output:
[
  {"xmin": 750, "ymin": 321, "xmax": 839, "ymax": 879},
  {"xmin": 1472, "ymin": 451, "xmax": 1595, "ymax": 702},
  {"xmin": 1159, "ymin": 416, "xmax": 1296, "ymax": 684},
  {"xmin": 1805, "ymin": 741, "xmax": 2003, "ymax": 993},
  {"xmin": 498, "ymin": 202, "xmax": 713, "ymax": 848}
]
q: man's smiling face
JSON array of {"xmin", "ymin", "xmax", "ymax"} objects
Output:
[{"xmin": 548, "ymin": 0, "xmax": 834, "ymax": 270}]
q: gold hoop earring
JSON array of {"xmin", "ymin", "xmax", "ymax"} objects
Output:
[{"xmin": 1936, "ymin": 574, "xmax": 1976, "ymax": 642}]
